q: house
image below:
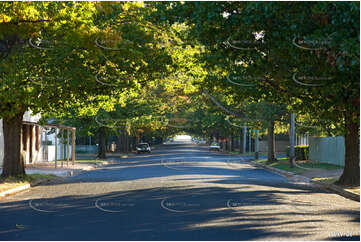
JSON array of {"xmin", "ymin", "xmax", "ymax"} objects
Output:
[{"xmin": 0, "ymin": 111, "xmax": 76, "ymax": 167}]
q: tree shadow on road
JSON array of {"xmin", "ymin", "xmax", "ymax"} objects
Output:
[{"xmin": 0, "ymin": 183, "xmax": 359, "ymax": 240}]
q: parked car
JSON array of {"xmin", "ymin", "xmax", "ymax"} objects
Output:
[
  {"xmin": 209, "ymin": 142, "xmax": 221, "ymax": 151},
  {"xmin": 136, "ymin": 143, "xmax": 151, "ymax": 154}
]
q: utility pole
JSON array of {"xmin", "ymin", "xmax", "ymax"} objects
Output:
[
  {"xmin": 248, "ymin": 129, "xmax": 252, "ymax": 153},
  {"xmin": 66, "ymin": 129, "xmax": 70, "ymax": 166},
  {"xmin": 255, "ymin": 130, "xmax": 259, "ymax": 160},
  {"xmin": 289, "ymin": 113, "xmax": 295, "ymax": 168},
  {"xmin": 54, "ymin": 128, "xmax": 57, "ymax": 168}
]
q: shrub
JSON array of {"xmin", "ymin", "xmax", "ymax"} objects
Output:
[{"xmin": 286, "ymin": 145, "xmax": 309, "ymax": 160}]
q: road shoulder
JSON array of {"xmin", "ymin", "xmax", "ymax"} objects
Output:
[{"xmin": 249, "ymin": 159, "xmax": 360, "ymax": 202}]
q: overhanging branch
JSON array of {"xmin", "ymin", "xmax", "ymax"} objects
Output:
[{"xmin": 202, "ymin": 89, "xmax": 244, "ymax": 118}]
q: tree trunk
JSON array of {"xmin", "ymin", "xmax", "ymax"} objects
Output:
[
  {"xmin": 132, "ymin": 136, "xmax": 136, "ymax": 151},
  {"xmin": 121, "ymin": 131, "xmax": 126, "ymax": 153},
  {"xmin": 336, "ymin": 111, "xmax": 360, "ymax": 186},
  {"xmin": 97, "ymin": 127, "xmax": 106, "ymax": 159},
  {"xmin": 115, "ymin": 131, "xmax": 122, "ymax": 153},
  {"xmin": 125, "ymin": 132, "xmax": 129, "ymax": 154},
  {"xmin": 267, "ymin": 120, "xmax": 277, "ymax": 164},
  {"xmin": 1, "ymin": 112, "xmax": 25, "ymax": 177}
]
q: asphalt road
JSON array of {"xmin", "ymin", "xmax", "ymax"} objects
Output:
[{"xmin": 0, "ymin": 144, "xmax": 359, "ymax": 241}]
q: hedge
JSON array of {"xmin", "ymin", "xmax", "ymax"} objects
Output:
[{"xmin": 286, "ymin": 145, "xmax": 309, "ymax": 160}]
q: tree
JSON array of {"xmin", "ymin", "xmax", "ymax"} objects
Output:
[
  {"xmin": 152, "ymin": 1, "xmax": 360, "ymax": 185},
  {"xmin": 0, "ymin": 1, "xmax": 170, "ymax": 177}
]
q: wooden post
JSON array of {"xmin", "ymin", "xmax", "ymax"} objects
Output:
[
  {"xmin": 242, "ymin": 125, "xmax": 247, "ymax": 154},
  {"xmin": 54, "ymin": 128, "xmax": 57, "ymax": 168},
  {"xmin": 67, "ymin": 129, "xmax": 70, "ymax": 166},
  {"xmin": 44, "ymin": 127, "xmax": 48, "ymax": 162},
  {"xmin": 248, "ymin": 129, "xmax": 252, "ymax": 153},
  {"xmin": 61, "ymin": 129, "xmax": 64, "ymax": 167},
  {"xmin": 72, "ymin": 128, "xmax": 76, "ymax": 165}
]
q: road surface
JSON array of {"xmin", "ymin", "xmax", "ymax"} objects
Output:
[{"xmin": 0, "ymin": 144, "xmax": 359, "ymax": 240}]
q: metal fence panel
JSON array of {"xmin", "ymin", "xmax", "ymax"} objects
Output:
[{"xmin": 309, "ymin": 136, "xmax": 345, "ymax": 166}]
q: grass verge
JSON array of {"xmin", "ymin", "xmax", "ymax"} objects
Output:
[
  {"xmin": 255, "ymin": 158, "xmax": 359, "ymax": 195},
  {"xmin": 256, "ymin": 158, "xmax": 305, "ymax": 174},
  {"xmin": 0, "ymin": 174, "xmax": 57, "ymax": 194},
  {"xmin": 255, "ymin": 158, "xmax": 343, "ymax": 175}
]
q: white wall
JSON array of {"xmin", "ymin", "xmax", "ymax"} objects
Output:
[{"xmin": 0, "ymin": 111, "xmax": 41, "ymax": 167}]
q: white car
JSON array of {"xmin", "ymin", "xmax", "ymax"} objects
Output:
[
  {"xmin": 209, "ymin": 142, "xmax": 221, "ymax": 151},
  {"xmin": 136, "ymin": 143, "xmax": 151, "ymax": 154}
]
